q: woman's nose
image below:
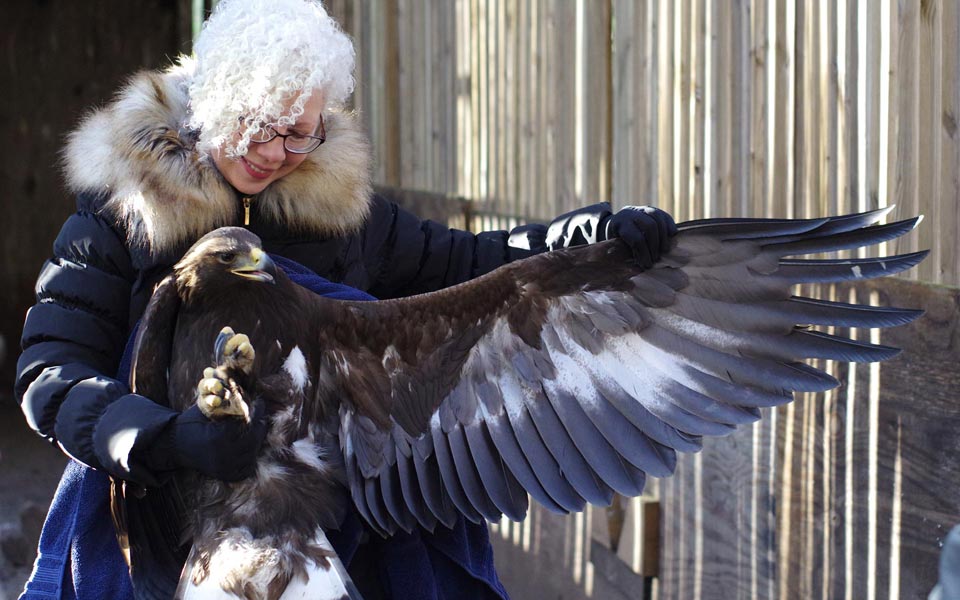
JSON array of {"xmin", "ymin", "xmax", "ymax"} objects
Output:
[{"xmin": 255, "ymin": 136, "xmax": 287, "ymax": 163}]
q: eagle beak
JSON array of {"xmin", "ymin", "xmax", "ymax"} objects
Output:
[{"xmin": 231, "ymin": 248, "xmax": 276, "ymax": 284}]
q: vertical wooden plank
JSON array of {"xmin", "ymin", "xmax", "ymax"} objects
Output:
[
  {"xmin": 747, "ymin": 4, "xmax": 774, "ymax": 594},
  {"xmin": 861, "ymin": 0, "xmax": 882, "ymax": 219},
  {"xmin": 830, "ymin": 13, "xmax": 859, "ymax": 599},
  {"xmin": 688, "ymin": 0, "xmax": 705, "ymax": 222},
  {"xmin": 537, "ymin": 0, "xmax": 549, "ymax": 219},
  {"xmin": 837, "ymin": 0, "xmax": 860, "ymax": 213},
  {"xmin": 917, "ymin": 0, "xmax": 942, "ymax": 284},
  {"xmin": 890, "ymin": 0, "xmax": 920, "ymax": 283},
  {"xmin": 943, "ymin": 0, "xmax": 960, "ymax": 285},
  {"xmin": 582, "ymin": 0, "xmax": 611, "ymax": 205},
  {"xmin": 792, "ymin": 1, "xmax": 812, "ymax": 219},
  {"xmin": 673, "ymin": 0, "xmax": 690, "ymax": 221},
  {"xmin": 731, "ymin": 0, "xmax": 750, "ymax": 217},
  {"xmin": 771, "ymin": 0, "xmax": 795, "ymax": 219},
  {"xmin": 819, "ymin": 1, "xmax": 839, "ymax": 217},
  {"xmin": 517, "ymin": 0, "xmax": 531, "ymax": 216},
  {"xmin": 504, "ymin": 0, "xmax": 517, "ymax": 214},
  {"xmin": 664, "ymin": 0, "xmax": 691, "ymax": 221},
  {"xmin": 611, "ymin": 0, "xmax": 636, "ymax": 210},
  {"xmin": 396, "ymin": 0, "xmax": 413, "ymax": 188},
  {"xmin": 555, "ymin": 1, "xmax": 576, "ymax": 212},
  {"xmin": 749, "ymin": 0, "xmax": 769, "ymax": 219},
  {"xmin": 657, "ymin": 0, "xmax": 675, "ymax": 214},
  {"xmin": 611, "ymin": 0, "xmax": 657, "ymax": 211},
  {"xmin": 492, "ymin": 0, "xmax": 503, "ymax": 206},
  {"xmin": 708, "ymin": 1, "xmax": 731, "ymax": 218},
  {"xmin": 478, "ymin": 0, "xmax": 489, "ymax": 202},
  {"xmin": 703, "ymin": 0, "xmax": 717, "ymax": 218}
]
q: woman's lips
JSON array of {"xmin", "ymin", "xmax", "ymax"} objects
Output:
[{"xmin": 241, "ymin": 157, "xmax": 275, "ymax": 180}]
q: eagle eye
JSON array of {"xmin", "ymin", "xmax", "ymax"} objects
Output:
[{"xmin": 216, "ymin": 251, "xmax": 237, "ymax": 264}]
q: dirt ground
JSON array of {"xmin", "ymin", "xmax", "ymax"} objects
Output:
[{"xmin": 0, "ymin": 396, "xmax": 67, "ymax": 599}]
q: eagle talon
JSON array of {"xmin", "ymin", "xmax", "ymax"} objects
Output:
[
  {"xmin": 196, "ymin": 366, "xmax": 250, "ymax": 421},
  {"xmin": 214, "ymin": 328, "xmax": 256, "ymax": 375}
]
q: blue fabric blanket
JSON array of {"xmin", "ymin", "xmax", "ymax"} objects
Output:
[{"xmin": 21, "ymin": 256, "xmax": 509, "ymax": 600}]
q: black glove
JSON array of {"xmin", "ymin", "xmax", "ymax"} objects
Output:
[
  {"xmin": 147, "ymin": 400, "xmax": 268, "ymax": 482},
  {"xmin": 600, "ymin": 205, "xmax": 677, "ymax": 268}
]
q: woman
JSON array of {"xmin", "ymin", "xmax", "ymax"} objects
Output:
[{"xmin": 15, "ymin": 0, "xmax": 675, "ymax": 597}]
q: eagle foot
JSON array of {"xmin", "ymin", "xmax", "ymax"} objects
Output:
[
  {"xmin": 197, "ymin": 366, "xmax": 251, "ymax": 422},
  {"xmin": 214, "ymin": 326, "xmax": 256, "ymax": 375}
]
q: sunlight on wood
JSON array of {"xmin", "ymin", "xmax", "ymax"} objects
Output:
[
  {"xmin": 889, "ymin": 417, "xmax": 903, "ymax": 600},
  {"xmin": 868, "ymin": 288, "xmax": 883, "ymax": 599}
]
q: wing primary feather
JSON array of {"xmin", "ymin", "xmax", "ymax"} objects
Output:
[
  {"xmin": 522, "ymin": 384, "xmax": 613, "ymax": 506},
  {"xmin": 640, "ymin": 381, "xmax": 739, "ymax": 435},
  {"xmin": 447, "ymin": 424, "xmax": 503, "ymax": 521},
  {"xmin": 505, "ymin": 403, "xmax": 587, "ymax": 512},
  {"xmin": 582, "ymin": 387, "xmax": 681, "ymax": 477},
  {"xmin": 643, "ymin": 324, "xmax": 839, "ymax": 393},
  {"xmin": 591, "ymin": 376, "xmax": 700, "ymax": 455},
  {"xmin": 668, "ymin": 292, "xmax": 923, "ymax": 334},
  {"xmin": 364, "ymin": 476, "xmax": 396, "ymax": 535},
  {"xmin": 395, "ymin": 453, "xmax": 438, "ymax": 531},
  {"xmin": 781, "ymin": 296, "xmax": 924, "ymax": 328},
  {"xmin": 654, "ymin": 311, "xmax": 902, "ymax": 363},
  {"xmin": 659, "ymin": 380, "xmax": 761, "ymax": 427},
  {"xmin": 678, "ymin": 206, "xmax": 893, "ymax": 237},
  {"xmin": 378, "ymin": 462, "xmax": 416, "ymax": 534},
  {"xmin": 675, "ymin": 364, "xmax": 794, "ymax": 408},
  {"xmin": 763, "ymin": 217, "xmax": 921, "ymax": 256},
  {"xmin": 786, "ymin": 329, "xmax": 902, "ymax": 362},
  {"xmin": 677, "ymin": 217, "xmax": 829, "ymax": 239},
  {"xmin": 463, "ymin": 421, "xmax": 529, "ymax": 521},
  {"xmin": 485, "ymin": 413, "xmax": 571, "ymax": 513},
  {"xmin": 411, "ymin": 442, "xmax": 459, "ymax": 529},
  {"xmin": 431, "ymin": 424, "xmax": 484, "ymax": 523},
  {"xmin": 764, "ymin": 251, "xmax": 929, "ymax": 283},
  {"xmin": 541, "ymin": 387, "xmax": 646, "ymax": 496},
  {"xmin": 345, "ymin": 448, "xmax": 378, "ymax": 534}
]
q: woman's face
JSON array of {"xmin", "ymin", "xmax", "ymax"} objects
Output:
[{"xmin": 212, "ymin": 91, "xmax": 326, "ymax": 196}]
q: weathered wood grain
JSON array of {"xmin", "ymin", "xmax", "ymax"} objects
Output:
[{"xmin": 658, "ymin": 277, "xmax": 960, "ymax": 600}]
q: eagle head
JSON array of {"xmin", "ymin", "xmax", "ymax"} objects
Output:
[{"xmin": 173, "ymin": 227, "xmax": 277, "ymax": 302}]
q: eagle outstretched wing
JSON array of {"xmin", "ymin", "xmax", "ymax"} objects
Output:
[{"xmin": 323, "ymin": 207, "xmax": 925, "ymax": 535}]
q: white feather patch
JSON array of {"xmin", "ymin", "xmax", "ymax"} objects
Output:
[
  {"xmin": 180, "ymin": 529, "xmax": 282, "ymax": 600},
  {"xmin": 291, "ymin": 438, "xmax": 330, "ymax": 472},
  {"xmin": 283, "ymin": 346, "xmax": 309, "ymax": 391},
  {"xmin": 180, "ymin": 528, "xmax": 356, "ymax": 600},
  {"xmin": 276, "ymin": 529, "xmax": 355, "ymax": 600}
]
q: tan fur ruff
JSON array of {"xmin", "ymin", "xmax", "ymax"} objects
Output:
[{"xmin": 62, "ymin": 62, "xmax": 373, "ymax": 257}]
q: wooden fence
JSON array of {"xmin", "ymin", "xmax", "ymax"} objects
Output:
[
  {"xmin": 330, "ymin": 2, "xmax": 960, "ymax": 599},
  {"xmin": 327, "ymin": 0, "xmax": 959, "ymax": 287}
]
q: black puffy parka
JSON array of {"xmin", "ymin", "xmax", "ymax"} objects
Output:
[{"xmin": 15, "ymin": 63, "xmax": 612, "ymax": 485}]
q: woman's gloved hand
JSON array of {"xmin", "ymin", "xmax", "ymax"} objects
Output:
[
  {"xmin": 93, "ymin": 392, "xmax": 269, "ymax": 485},
  {"xmin": 183, "ymin": 402, "xmax": 266, "ymax": 480},
  {"xmin": 150, "ymin": 400, "xmax": 269, "ymax": 481},
  {"xmin": 601, "ymin": 205, "xmax": 678, "ymax": 268},
  {"xmin": 544, "ymin": 203, "xmax": 677, "ymax": 268}
]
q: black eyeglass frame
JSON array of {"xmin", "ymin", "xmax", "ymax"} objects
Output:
[{"xmin": 244, "ymin": 114, "xmax": 326, "ymax": 154}]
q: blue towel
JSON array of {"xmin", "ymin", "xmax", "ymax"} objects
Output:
[{"xmin": 21, "ymin": 257, "xmax": 508, "ymax": 600}]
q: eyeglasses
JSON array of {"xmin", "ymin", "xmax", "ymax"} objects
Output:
[{"xmin": 246, "ymin": 114, "xmax": 326, "ymax": 154}]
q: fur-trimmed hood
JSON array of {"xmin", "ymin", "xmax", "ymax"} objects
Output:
[{"xmin": 63, "ymin": 60, "xmax": 373, "ymax": 257}]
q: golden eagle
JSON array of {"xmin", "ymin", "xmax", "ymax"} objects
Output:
[{"xmin": 117, "ymin": 208, "xmax": 925, "ymax": 599}]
